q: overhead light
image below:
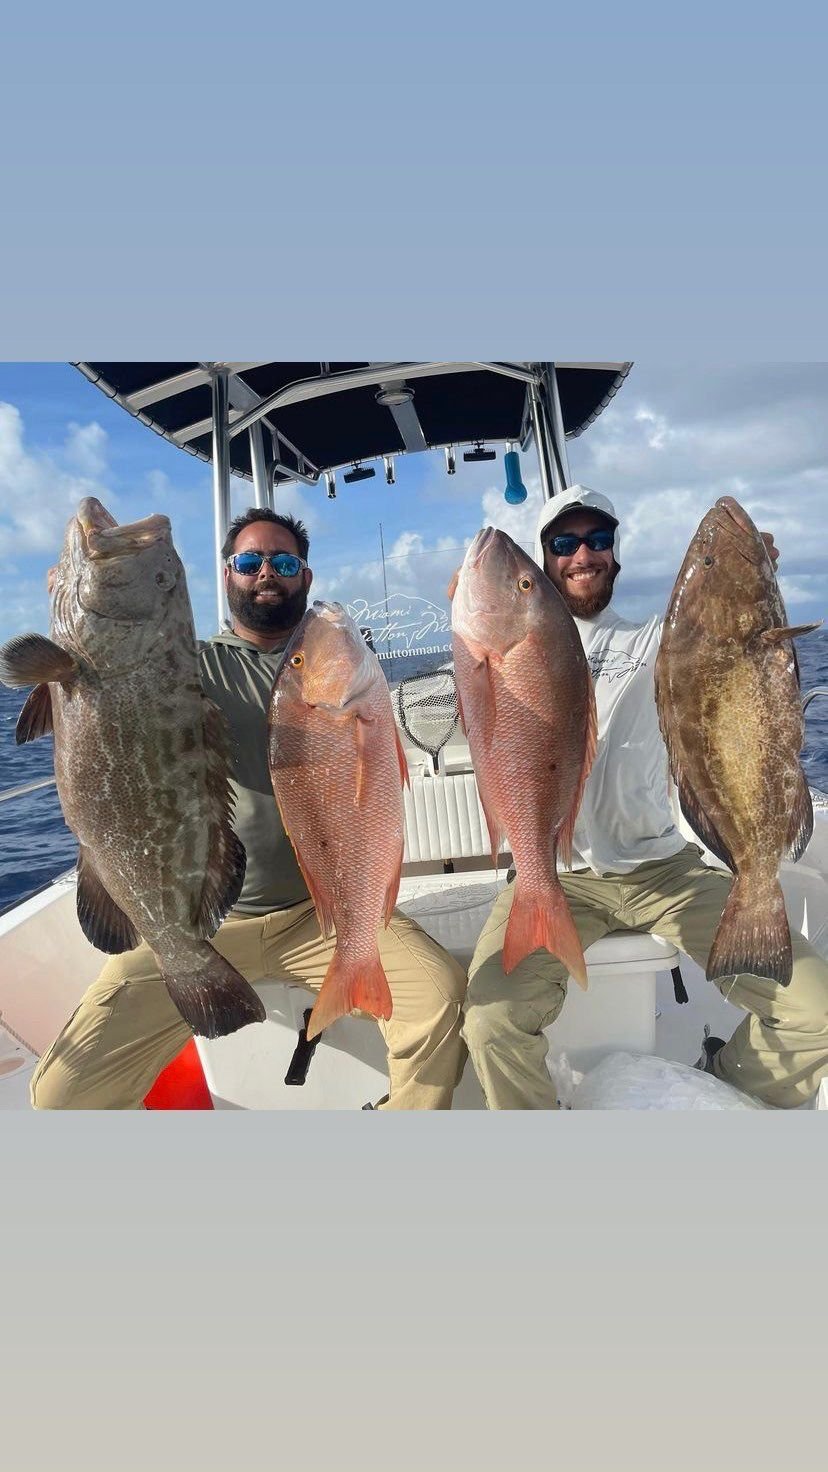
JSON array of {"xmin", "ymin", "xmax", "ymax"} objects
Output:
[
  {"xmin": 325, "ymin": 469, "xmax": 336, "ymax": 499},
  {"xmin": 383, "ymin": 455, "xmax": 396, "ymax": 485},
  {"xmin": 375, "ymin": 384, "xmax": 414, "ymax": 408},
  {"xmin": 343, "ymin": 462, "xmax": 376, "ymax": 484},
  {"xmin": 445, "ymin": 445, "xmax": 456, "ymax": 475},
  {"xmin": 463, "ymin": 441, "xmax": 496, "ymax": 463}
]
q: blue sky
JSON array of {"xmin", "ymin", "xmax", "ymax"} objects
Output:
[{"xmin": 0, "ymin": 363, "xmax": 826, "ymax": 651}]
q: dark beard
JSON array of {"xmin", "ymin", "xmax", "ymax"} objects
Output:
[
  {"xmin": 555, "ymin": 565, "xmax": 618, "ymax": 619},
  {"xmin": 227, "ymin": 581, "xmax": 309, "ymax": 633}
]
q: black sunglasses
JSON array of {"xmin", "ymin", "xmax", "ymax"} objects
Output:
[
  {"xmin": 226, "ymin": 551, "xmax": 307, "ymax": 577},
  {"xmin": 544, "ymin": 529, "xmax": 615, "ymax": 557}
]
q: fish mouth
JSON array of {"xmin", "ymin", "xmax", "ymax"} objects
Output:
[
  {"xmin": 76, "ymin": 499, "xmax": 172, "ymax": 561},
  {"xmin": 715, "ymin": 497, "xmax": 756, "ymax": 537},
  {"xmin": 710, "ymin": 497, "xmax": 763, "ymax": 563},
  {"xmin": 468, "ymin": 526, "xmax": 502, "ymax": 570}
]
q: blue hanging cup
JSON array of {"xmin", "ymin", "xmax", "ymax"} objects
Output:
[{"xmin": 503, "ymin": 449, "xmax": 528, "ymax": 504}]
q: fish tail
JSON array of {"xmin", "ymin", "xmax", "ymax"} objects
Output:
[
  {"xmin": 162, "ymin": 946, "xmax": 266, "ymax": 1039},
  {"xmin": 306, "ymin": 949, "xmax": 393, "ymax": 1041},
  {"xmin": 706, "ymin": 873, "xmax": 792, "ymax": 987},
  {"xmin": 503, "ymin": 879, "xmax": 588, "ymax": 989}
]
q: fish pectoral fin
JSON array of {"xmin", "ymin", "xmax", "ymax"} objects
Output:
[
  {"xmin": 787, "ymin": 772, "xmax": 814, "ymax": 862},
  {"xmin": 760, "ymin": 621, "xmax": 823, "ymax": 644},
  {"xmin": 76, "ymin": 849, "xmax": 141, "ymax": 953},
  {"xmin": 15, "ymin": 683, "xmax": 54, "ymax": 743},
  {"xmin": 354, "ymin": 714, "xmax": 371, "ymax": 806},
  {"xmin": 0, "ymin": 633, "xmax": 79, "ymax": 688},
  {"xmin": 462, "ymin": 654, "xmax": 496, "ymax": 746},
  {"xmin": 195, "ymin": 699, "xmax": 248, "ymax": 937},
  {"xmin": 674, "ymin": 773, "xmax": 735, "ymax": 871}
]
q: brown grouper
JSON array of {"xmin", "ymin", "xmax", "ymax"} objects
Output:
[
  {"xmin": 655, "ymin": 496, "xmax": 821, "ymax": 986},
  {"xmin": 450, "ymin": 527, "xmax": 597, "ymax": 986},
  {"xmin": 0, "ymin": 498, "xmax": 265, "ymax": 1038},
  {"xmin": 268, "ymin": 602, "xmax": 408, "ymax": 1040}
]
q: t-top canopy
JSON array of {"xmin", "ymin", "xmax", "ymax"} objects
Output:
[{"xmin": 75, "ymin": 361, "xmax": 632, "ymax": 487}]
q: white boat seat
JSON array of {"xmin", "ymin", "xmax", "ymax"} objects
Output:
[
  {"xmin": 582, "ymin": 929, "xmax": 679, "ymax": 977},
  {"xmin": 551, "ymin": 929, "xmax": 682, "ymax": 1074}
]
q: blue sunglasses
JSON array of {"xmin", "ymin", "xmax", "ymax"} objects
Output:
[
  {"xmin": 544, "ymin": 529, "xmax": 615, "ymax": 557},
  {"xmin": 226, "ymin": 550, "xmax": 307, "ymax": 577}
]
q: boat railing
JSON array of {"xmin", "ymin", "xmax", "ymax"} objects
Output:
[
  {"xmin": 1, "ymin": 689, "xmax": 826, "ymax": 809},
  {"xmin": 0, "ymin": 776, "xmax": 56, "ymax": 806}
]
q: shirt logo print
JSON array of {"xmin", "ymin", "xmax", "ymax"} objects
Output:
[{"xmin": 588, "ymin": 650, "xmax": 646, "ymax": 684}]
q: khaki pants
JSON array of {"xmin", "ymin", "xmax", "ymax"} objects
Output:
[
  {"xmin": 31, "ymin": 901, "xmax": 468, "ymax": 1111},
  {"xmin": 462, "ymin": 845, "xmax": 828, "ymax": 1109}
]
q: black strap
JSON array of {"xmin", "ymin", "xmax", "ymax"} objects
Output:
[
  {"xmin": 671, "ymin": 966, "xmax": 689, "ymax": 1005},
  {"xmin": 284, "ymin": 1008, "xmax": 322, "ymax": 1085}
]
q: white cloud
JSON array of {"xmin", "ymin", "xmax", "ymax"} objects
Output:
[
  {"xmin": 567, "ymin": 370, "xmax": 828, "ymax": 621},
  {"xmin": 64, "ymin": 420, "xmax": 108, "ymax": 477},
  {"xmin": 0, "ymin": 400, "xmax": 114, "ymax": 557},
  {"xmin": 146, "ymin": 468, "xmax": 172, "ymax": 502}
]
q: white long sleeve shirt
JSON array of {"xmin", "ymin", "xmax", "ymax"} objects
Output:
[{"xmin": 565, "ymin": 606, "xmax": 687, "ymax": 874}]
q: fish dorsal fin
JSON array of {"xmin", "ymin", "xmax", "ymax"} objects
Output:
[
  {"xmin": 0, "ymin": 633, "xmax": 79, "ymax": 688},
  {"xmin": 15, "ymin": 683, "xmax": 54, "ymax": 743},
  {"xmin": 673, "ymin": 771, "xmax": 735, "ymax": 871},
  {"xmin": 787, "ymin": 771, "xmax": 814, "ymax": 862},
  {"xmin": 394, "ymin": 726, "xmax": 410, "ymax": 789},
  {"xmin": 655, "ymin": 662, "xmax": 735, "ymax": 871},
  {"xmin": 383, "ymin": 834, "xmax": 405, "ymax": 926},
  {"xmin": 558, "ymin": 673, "xmax": 597, "ymax": 869},
  {"xmin": 76, "ymin": 848, "xmax": 141, "ymax": 953},
  {"xmin": 193, "ymin": 698, "xmax": 248, "ymax": 938},
  {"xmin": 455, "ymin": 684, "xmax": 467, "ymax": 737},
  {"xmin": 760, "ymin": 621, "xmax": 823, "ymax": 645},
  {"xmin": 446, "ymin": 569, "xmax": 460, "ymax": 602},
  {"xmin": 456, "ymin": 651, "xmax": 502, "ymax": 863}
]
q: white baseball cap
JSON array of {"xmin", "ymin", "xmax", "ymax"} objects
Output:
[{"xmin": 534, "ymin": 484, "xmax": 621, "ymax": 569}]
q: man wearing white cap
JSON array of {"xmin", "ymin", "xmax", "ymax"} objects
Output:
[{"xmin": 461, "ymin": 486, "xmax": 828, "ymax": 1109}]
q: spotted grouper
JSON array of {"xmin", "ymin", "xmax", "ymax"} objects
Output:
[
  {"xmin": 655, "ymin": 495, "xmax": 821, "ymax": 986},
  {"xmin": 0, "ymin": 498, "xmax": 265, "ymax": 1038},
  {"xmin": 267, "ymin": 601, "xmax": 409, "ymax": 1040},
  {"xmin": 450, "ymin": 527, "xmax": 597, "ymax": 985}
]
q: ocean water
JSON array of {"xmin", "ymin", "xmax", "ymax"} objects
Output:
[{"xmin": 2, "ymin": 633, "xmax": 827, "ymax": 915}]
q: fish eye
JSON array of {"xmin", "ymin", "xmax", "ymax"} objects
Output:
[
  {"xmin": 289, "ymin": 652, "xmax": 305, "ymax": 668},
  {"xmin": 703, "ymin": 556, "xmax": 714, "ymax": 567},
  {"xmin": 518, "ymin": 576, "xmax": 534, "ymax": 592}
]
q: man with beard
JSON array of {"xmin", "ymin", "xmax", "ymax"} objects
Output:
[
  {"xmin": 31, "ymin": 509, "xmax": 467, "ymax": 1110},
  {"xmin": 461, "ymin": 486, "xmax": 828, "ymax": 1109}
]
